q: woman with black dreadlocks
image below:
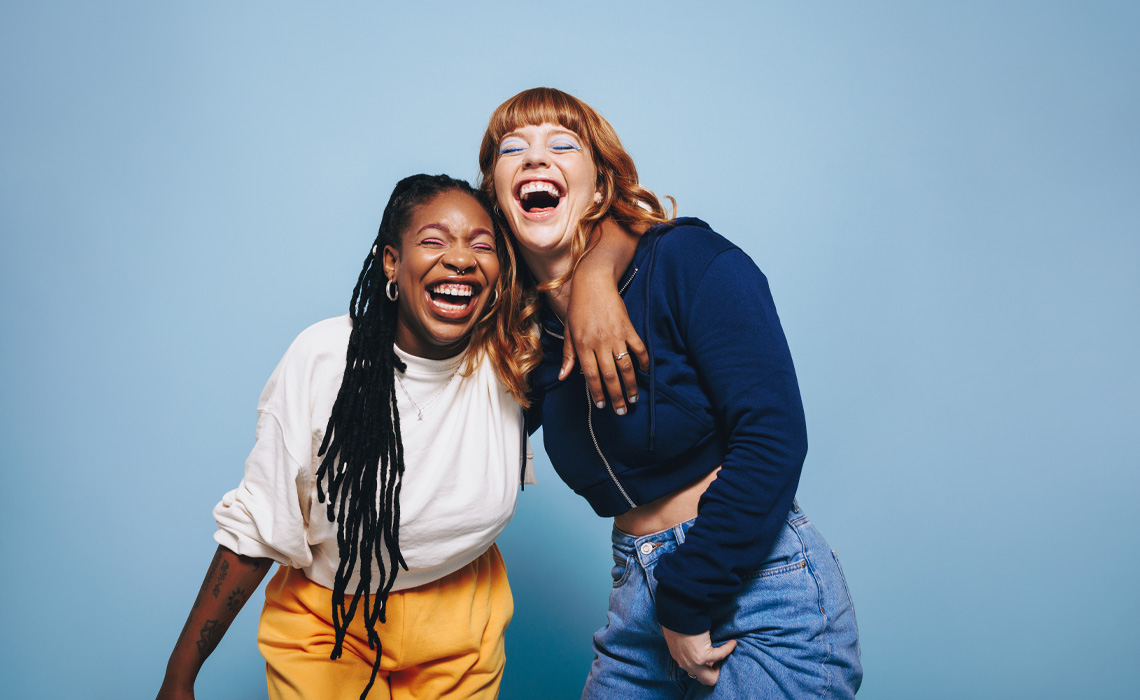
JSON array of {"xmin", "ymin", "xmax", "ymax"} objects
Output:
[{"xmin": 155, "ymin": 173, "xmax": 640, "ymax": 700}]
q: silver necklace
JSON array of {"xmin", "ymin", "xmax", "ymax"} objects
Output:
[{"xmin": 396, "ymin": 368, "xmax": 460, "ymax": 420}]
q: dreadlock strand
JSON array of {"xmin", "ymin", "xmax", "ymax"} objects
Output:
[{"xmin": 310, "ymin": 174, "xmax": 506, "ymax": 700}]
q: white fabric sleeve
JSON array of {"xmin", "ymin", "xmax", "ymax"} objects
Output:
[{"xmin": 213, "ymin": 344, "xmax": 316, "ymax": 568}]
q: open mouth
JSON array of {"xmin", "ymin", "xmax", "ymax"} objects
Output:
[
  {"xmin": 427, "ymin": 281, "xmax": 481, "ymax": 314},
  {"xmin": 517, "ymin": 180, "xmax": 563, "ymax": 214}
]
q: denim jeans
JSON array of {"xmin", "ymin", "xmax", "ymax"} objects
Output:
[{"xmin": 581, "ymin": 503, "xmax": 862, "ymax": 699}]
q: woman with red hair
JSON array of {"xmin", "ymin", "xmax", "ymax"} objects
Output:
[{"xmin": 480, "ymin": 88, "xmax": 862, "ymax": 698}]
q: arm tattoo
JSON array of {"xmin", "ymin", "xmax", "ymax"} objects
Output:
[
  {"xmin": 211, "ymin": 559, "xmax": 230, "ymax": 597},
  {"xmin": 194, "ymin": 548, "xmax": 225, "ymax": 610},
  {"xmin": 196, "ymin": 619, "xmax": 223, "ymax": 660},
  {"xmin": 225, "ymin": 588, "xmax": 246, "ymax": 613}
]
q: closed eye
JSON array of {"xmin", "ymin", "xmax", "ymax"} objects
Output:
[
  {"xmin": 550, "ymin": 142, "xmax": 579, "ymax": 152},
  {"xmin": 420, "ymin": 237, "xmax": 446, "ymax": 247},
  {"xmin": 500, "ymin": 138, "xmax": 527, "ymax": 155}
]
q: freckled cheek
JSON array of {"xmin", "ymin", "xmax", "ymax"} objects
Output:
[{"xmin": 493, "ymin": 167, "xmax": 513, "ymax": 206}]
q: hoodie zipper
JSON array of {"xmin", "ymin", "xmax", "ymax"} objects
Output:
[
  {"xmin": 618, "ymin": 266, "xmax": 639, "ymax": 296},
  {"xmin": 586, "ymin": 382, "xmax": 636, "ymax": 508},
  {"xmin": 584, "ymin": 266, "xmax": 640, "ymax": 509}
]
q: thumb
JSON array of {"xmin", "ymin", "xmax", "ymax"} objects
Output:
[
  {"xmin": 559, "ymin": 337, "xmax": 578, "ymax": 381},
  {"xmin": 707, "ymin": 638, "xmax": 737, "ymax": 663}
]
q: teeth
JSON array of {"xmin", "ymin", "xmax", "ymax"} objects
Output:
[
  {"xmin": 519, "ymin": 181, "xmax": 561, "ymax": 198},
  {"xmin": 433, "ymin": 299, "xmax": 468, "ymax": 312},
  {"xmin": 430, "ymin": 283, "xmax": 474, "ymax": 297}
]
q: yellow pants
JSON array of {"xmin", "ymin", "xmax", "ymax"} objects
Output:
[{"xmin": 258, "ymin": 544, "xmax": 513, "ymax": 700}]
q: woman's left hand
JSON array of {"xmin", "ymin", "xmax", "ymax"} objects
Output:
[{"xmin": 661, "ymin": 626, "xmax": 737, "ymax": 687}]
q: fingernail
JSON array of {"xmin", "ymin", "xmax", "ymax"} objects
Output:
[
  {"xmin": 596, "ymin": 401, "xmax": 605, "ymax": 409},
  {"xmin": 630, "ymin": 394, "xmax": 639, "ymax": 404},
  {"xmin": 616, "ymin": 407, "xmax": 626, "ymax": 416}
]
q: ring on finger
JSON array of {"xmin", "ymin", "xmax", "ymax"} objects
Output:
[
  {"xmin": 687, "ymin": 673, "xmax": 696, "ymax": 679},
  {"xmin": 613, "ymin": 351, "xmax": 629, "ymax": 361}
]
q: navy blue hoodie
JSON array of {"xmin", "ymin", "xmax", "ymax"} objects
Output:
[{"xmin": 528, "ymin": 218, "xmax": 808, "ymax": 634}]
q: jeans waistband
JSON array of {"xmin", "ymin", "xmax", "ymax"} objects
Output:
[
  {"xmin": 612, "ymin": 517, "xmax": 696, "ymax": 566},
  {"xmin": 611, "ymin": 500, "xmax": 805, "ymax": 567}
]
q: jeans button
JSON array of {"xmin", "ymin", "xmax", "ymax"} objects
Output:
[{"xmin": 640, "ymin": 543, "xmax": 654, "ymax": 555}]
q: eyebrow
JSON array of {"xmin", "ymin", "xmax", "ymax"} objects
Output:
[
  {"xmin": 418, "ymin": 223, "xmax": 495, "ymax": 238},
  {"xmin": 501, "ymin": 127, "xmax": 580, "ymax": 141},
  {"xmin": 548, "ymin": 129, "xmax": 581, "ymax": 141}
]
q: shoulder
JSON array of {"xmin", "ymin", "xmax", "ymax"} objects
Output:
[
  {"xmin": 648, "ymin": 218, "xmax": 742, "ymax": 274},
  {"xmin": 282, "ymin": 315, "xmax": 353, "ymax": 366},
  {"xmin": 652, "ymin": 217, "xmax": 738, "ymax": 267},
  {"xmin": 259, "ymin": 315, "xmax": 351, "ymax": 408}
]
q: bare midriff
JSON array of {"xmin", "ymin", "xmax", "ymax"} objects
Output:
[{"xmin": 613, "ymin": 467, "xmax": 721, "ymax": 537}]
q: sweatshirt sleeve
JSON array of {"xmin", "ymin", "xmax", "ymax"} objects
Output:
[
  {"xmin": 212, "ymin": 345, "xmax": 316, "ymax": 569},
  {"xmin": 652, "ymin": 246, "xmax": 807, "ymax": 634}
]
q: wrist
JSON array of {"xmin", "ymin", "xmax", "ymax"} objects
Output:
[
  {"xmin": 577, "ymin": 258, "xmax": 621, "ymax": 286},
  {"xmin": 160, "ymin": 669, "xmax": 196, "ymax": 695},
  {"xmin": 164, "ymin": 653, "xmax": 201, "ymax": 687}
]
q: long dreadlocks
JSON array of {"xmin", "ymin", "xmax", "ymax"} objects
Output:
[{"xmin": 314, "ymin": 174, "xmax": 496, "ymax": 699}]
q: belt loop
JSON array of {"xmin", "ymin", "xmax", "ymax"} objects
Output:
[{"xmin": 673, "ymin": 522, "xmax": 686, "ymax": 545}]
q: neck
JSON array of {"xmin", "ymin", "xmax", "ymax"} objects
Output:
[
  {"xmin": 519, "ymin": 247, "xmax": 574, "ymax": 322},
  {"xmin": 393, "ymin": 330, "xmax": 469, "ymax": 361}
]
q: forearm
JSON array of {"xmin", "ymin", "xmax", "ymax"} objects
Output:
[
  {"xmin": 159, "ymin": 545, "xmax": 273, "ymax": 694},
  {"xmin": 654, "ymin": 249, "xmax": 807, "ymax": 633},
  {"xmin": 578, "ymin": 216, "xmax": 641, "ymax": 284},
  {"xmin": 560, "ymin": 217, "xmax": 649, "ymax": 407}
]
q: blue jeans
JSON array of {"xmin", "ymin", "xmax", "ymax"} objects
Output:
[{"xmin": 581, "ymin": 503, "xmax": 862, "ymax": 699}]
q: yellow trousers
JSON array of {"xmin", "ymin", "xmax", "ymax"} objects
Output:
[{"xmin": 258, "ymin": 544, "xmax": 513, "ymax": 700}]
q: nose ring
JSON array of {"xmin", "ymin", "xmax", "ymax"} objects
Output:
[{"xmin": 449, "ymin": 262, "xmax": 475, "ymax": 275}]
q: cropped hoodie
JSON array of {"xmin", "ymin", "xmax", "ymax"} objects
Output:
[{"xmin": 528, "ymin": 218, "xmax": 808, "ymax": 634}]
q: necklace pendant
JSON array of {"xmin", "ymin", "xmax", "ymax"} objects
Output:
[{"xmin": 396, "ymin": 364, "xmax": 459, "ymax": 423}]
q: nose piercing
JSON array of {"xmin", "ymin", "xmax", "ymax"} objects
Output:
[{"xmin": 449, "ymin": 262, "xmax": 475, "ymax": 275}]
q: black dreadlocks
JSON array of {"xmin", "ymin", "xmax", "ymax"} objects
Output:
[{"xmin": 314, "ymin": 174, "xmax": 492, "ymax": 699}]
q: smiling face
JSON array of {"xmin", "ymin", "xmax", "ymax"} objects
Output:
[
  {"xmin": 382, "ymin": 190, "xmax": 500, "ymax": 360},
  {"xmin": 492, "ymin": 122, "xmax": 601, "ymax": 282}
]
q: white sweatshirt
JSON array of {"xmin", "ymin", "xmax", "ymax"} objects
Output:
[{"xmin": 213, "ymin": 315, "xmax": 533, "ymax": 592}]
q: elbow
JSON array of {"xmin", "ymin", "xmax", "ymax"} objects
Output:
[
  {"xmin": 793, "ymin": 426, "xmax": 808, "ymax": 466},
  {"xmin": 789, "ymin": 409, "xmax": 809, "ymax": 465}
]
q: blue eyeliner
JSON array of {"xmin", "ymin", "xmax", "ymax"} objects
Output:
[
  {"xmin": 500, "ymin": 138, "xmax": 526, "ymax": 155},
  {"xmin": 550, "ymin": 138, "xmax": 580, "ymax": 151}
]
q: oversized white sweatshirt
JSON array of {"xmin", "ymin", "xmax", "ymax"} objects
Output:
[{"xmin": 213, "ymin": 315, "xmax": 533, "ymax": 592}]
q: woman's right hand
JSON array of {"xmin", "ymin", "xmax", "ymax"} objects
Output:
[
  {"xmin": 661, "ymin": 625, "xmax": 737, "ymax": 686},
  {"xmin": 563, "ymin": 216, "xmax": 648, "ymax": 415},
  {"xmin": 562, "ymin": 271, "xmax": 649, "ymax": 415},
  {"xmin": 156, "ymin": 546, "xmax": 272, "ymax": 700}
]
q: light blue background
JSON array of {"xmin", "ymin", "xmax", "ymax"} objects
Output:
[{"xmin": 2, "ymin": 2, "xmax": 1137, "ymax": 698}]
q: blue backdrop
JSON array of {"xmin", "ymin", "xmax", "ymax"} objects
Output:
[{"xmin": 2, "ymin": 2, "xmax": 1137, "ymax": 698}]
